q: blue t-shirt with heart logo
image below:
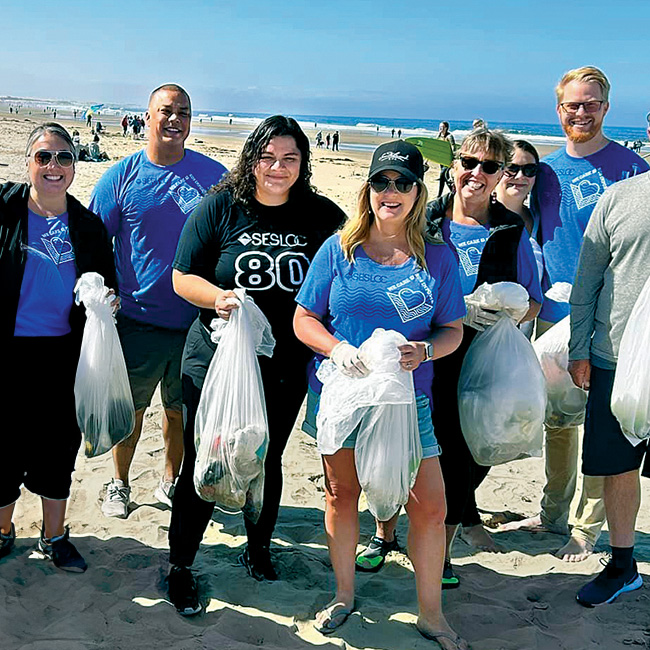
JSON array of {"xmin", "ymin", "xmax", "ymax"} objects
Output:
[
  {"xmin": 15, "ymin": 210, "xmax": 78, "ymax": 336},
  {"xmin": 295, "ymin": 234, "xmax": 466, "ymax": 400},
  {"xmin": 441, "ymin": 219, "xmax": 543, "ymax": 301},
  {"xmin": 533, "ymin": 141, "xmax": 648, "ymax": 322},
  {"xmin": 89, "ymin": 148, "xmax": 227, "ymax": 330}
]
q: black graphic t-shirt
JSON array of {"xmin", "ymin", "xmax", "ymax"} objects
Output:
[{"xmin": 173, "ymin": 189, "xmax": 346, "ymax": 354}]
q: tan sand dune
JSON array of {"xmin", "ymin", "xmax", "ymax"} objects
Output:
[{"xmin": 1, "ymin": 110, "xmax": 649, "ymax": 650}]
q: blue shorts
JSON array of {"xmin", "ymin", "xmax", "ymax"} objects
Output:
[{"xmin": 303, "ymin": 389, "xmax": 441, "ymax": 459}]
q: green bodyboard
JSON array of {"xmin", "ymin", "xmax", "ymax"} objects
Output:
[{"xmin": 405, "ymin": 137, "xmax": 453, "ymax": 167}]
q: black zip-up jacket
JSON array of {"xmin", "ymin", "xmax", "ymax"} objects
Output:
[{"xmin": 0, "ymin": 182, "xmax": 116, "ymax": 341}]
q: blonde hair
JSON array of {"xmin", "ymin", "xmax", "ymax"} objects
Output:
[
  {"xmin": 339, "ymin": 180, "xmax": 429, "ymax": 269},
  {"xmin": 555, "ymin": 66, "xmax": 610, "ymax": 103},
  {"xmin": 460, "ymin": 128, "xmax": 514, "ymax": 165}
]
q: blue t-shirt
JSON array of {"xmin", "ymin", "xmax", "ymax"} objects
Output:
[
  {"xmin": 15, "ymin": 210, "xmax": 78, "ymax": 337},
  {"xmin": 89, "ymin": 148, "xmax": 227, "ymax": 330},
  {"xmin": 295, "ymin": 235, "xmax": 466, "ymax": 401},
  {"xmin": 441, "ymin": 219, "xmax": 543, "ymax": 302},
  {"xmin": 533, "ymin": 141, "xmax": 648, "ymax": 322}
]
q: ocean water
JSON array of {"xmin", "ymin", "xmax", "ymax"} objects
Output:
[
  {"xmin": 191, "ymin": 111, "xmax": 649, "ymax": 151},
  {"xmin": 3, "ymin": 96, "xmax": 648, "ymax": 152}
]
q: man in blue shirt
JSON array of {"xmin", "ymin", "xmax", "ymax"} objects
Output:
[
  {"xmin": 90, "ymin": 84, "xmax": 227, "ymax": 518},
  {"xmin": 505, "ymin": 67, "xmax": 648, "ymax": 561}
]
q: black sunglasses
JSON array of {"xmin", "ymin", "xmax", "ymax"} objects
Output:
[
  {"xmin": 504, "ymin": 163, "xmax": 539, "ymax": 178},
  {"xmin": 369, "ymin": 175, "xmax": 416, "ymax": 194},
  {"xmin": 458, "ymin": 155, "xmax": 504, "ymax": 175},
  {"xmin": 29, "ymin": 150, "xmax": 75, "ymax": 168}
]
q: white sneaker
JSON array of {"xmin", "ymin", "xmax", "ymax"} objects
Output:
[
  {"xmin": 102, "ymin": 479, "xmax": 131, "ymax": 519},
  {"xmin": 154, "ymin": 479, "xmax": 176, "ymax": 508}
]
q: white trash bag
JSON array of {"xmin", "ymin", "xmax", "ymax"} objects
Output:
[
  {"xmin": 533, "ymin": 283, "xmax": 588, "ymax": 428},
  {"xmin": 74, "ymin": 272, "xmax": 135, "ymax": 458},
  {"xmin": 316, "ymin": 328, "xmax": 422, "ymax": 521},
  {"xmin": 611, "ymin": 274, "xmax": 650, "ymax": 445},
  {"xmin": 458, "ymin": 282, "xmax": 546, "ymax": 466},
  {"xmin": 194, "ymin": 289, "xmax": 274, "ymax": 523}
]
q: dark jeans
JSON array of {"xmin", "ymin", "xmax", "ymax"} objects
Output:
[
  {"xmin": 168, "ymin": 319, "xmax": 308, "ymax": 567},
  {"xmin": 432, "ymin": 325, "xmax": 490, "ymax": 527}
]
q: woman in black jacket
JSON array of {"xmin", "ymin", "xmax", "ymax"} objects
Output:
[{"xmin": 0, "ymin": 123, "xmax": 116, "ymax": 572}]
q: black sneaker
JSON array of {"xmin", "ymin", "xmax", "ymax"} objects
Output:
[
  {"xmin": 577, "ymin": 558, "xmax": 643, "ymax": 607},
  {"xmin": 238, "ymin": 546, "xmax": 278, "ymax": 582},
  {"xmin": 168, "ymin": 565, "xmax": 202, "ymax": 616},
  {"xmin": 442, "ymin": 559, "xmax": 460, "ymax": 590},
  {"xmin": 38, "ymin": 527, "xmax": 87, "ymax": 573},
  {"xmin": 355, "ymin": 535, "xmax": 399, "ymax": 573},
  {"xmin": 0, "ymin": 524, "xmax": 16, "ymax": 560}
]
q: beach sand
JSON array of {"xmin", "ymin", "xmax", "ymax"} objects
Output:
[{"xmin": 1, "ymin": 110, "xmax": 649, "ymax": 650}]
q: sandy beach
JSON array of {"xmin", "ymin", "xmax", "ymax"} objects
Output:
[{"xmin": 1, "ymin": 109, "xmax": 649, "ymax": 650}]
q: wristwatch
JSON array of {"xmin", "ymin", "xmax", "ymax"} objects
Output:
[{"xmin": 424, "ymin": 341, "xmax": 434, "ymax": 362}]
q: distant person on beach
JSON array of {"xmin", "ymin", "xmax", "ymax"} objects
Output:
[
  {"xmin": 568, "ymin": 167, "xmax": 650, "ymax": 606},
  {"xmin": 501, "ymin": 66, "xmax": 649, "ymax": 562},
  {"xmin": 0, "ymin": 123, "xmax": 116, "ymax": 572},
  {"xmin": 86, "ymin": 113, "xmax": 92, "ymax": 128},
  {"xmin": 166, "ymin": 115, "xmax": 345, "ymax": 615},
  {"xmin": 436, "ymin": 121, "xmax": 456, "ymax": 198},
  {"xmin": 356, "ymin": 130, "xmax": 541, "ymax": 586},
  {"xmin": 294, "ymin": 140, "xmax": 468, "ymax": 648},
  {"xmin": 332, "ymin": 130, "xmax": 339, "ymax": 151},
  {"xmin": 326, "ymin": 133, "xmax": 331, "ymax": 149},
  {"xmin": 88, "ymin": 134, "xmax": 109, "ymax": 161},
  {"xmin": 495, "ymin": 140, "xmax": 543, "ymax": 339},
  {"xmin": 646, "ymin": 112, "xmax": 650, "ymax": 141},
  {"xmin": 397, "ymin": 129, "xmax": 402, "ymax": 138},
  {"xmin": 89, "ymin": 84, "xmax": 227, "ymax": 521},
  {"xmin": 391, "ymin": 128, "xmax": 395, "ymax": 137},
  {"xmin": 121, "ymin": 115, "xmax": 128, "ymax": 136},
  {"xmin": 316, "ymin": 131, "xmax": 323, "ymax": 148}
]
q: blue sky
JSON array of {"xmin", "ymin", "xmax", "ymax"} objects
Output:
[{"xmin": 1, "ymin": 0, "xmax": 648, "ymax": 125}]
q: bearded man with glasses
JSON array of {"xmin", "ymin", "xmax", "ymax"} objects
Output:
[{"xmin": 501, "ymin": 66, "xmax": 649, "ymax": 563}]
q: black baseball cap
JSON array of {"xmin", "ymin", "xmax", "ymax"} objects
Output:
[{"xmin": 368, "ymin": 140, "xmax": 424, "ymax": 182}]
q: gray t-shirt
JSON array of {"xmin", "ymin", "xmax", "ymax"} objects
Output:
[{"xmin": 569, "ymin": 172, "xmax": 650, "ymax": 366}]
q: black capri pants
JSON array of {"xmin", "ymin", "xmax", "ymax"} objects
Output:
[{"xmin": 1, "ymin": 334, "xmax": 81, "ymax": 507}]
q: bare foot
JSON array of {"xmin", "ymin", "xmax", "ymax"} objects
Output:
[
  {"xmin": 459, "ymin": 524, "xmax": 502, "ymax": 552},
  {"xmin": 416, "ymin": 614, "xmax": 469, "ymax": 650},
  {"xmin": 556, "ymin": 536, "xmax": 593, "ymax": 562},
  {"xmin": 497, "ymin": 514, "xmax": 549, "ymax": 533}
]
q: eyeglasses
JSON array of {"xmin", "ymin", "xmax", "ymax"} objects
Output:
[
  {"xmin": 28, "ymin": 150, "xmax": 75, "ymax": 168},
  {"xmin": 504, "ymin": 163, "xmax": 539, "ymax": 178},
  {"xmin": 369, "ymin": 175, "xmax": 416, "ymax": 194},
  {"xmin": 559, "ymin": 101, "xmax": 604, "ymax": 114},
  {"xmin": 458, "ymin": 155, "xmax": 504, "ymax": 175}
]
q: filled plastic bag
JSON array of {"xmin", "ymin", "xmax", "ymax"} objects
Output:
[
  {"xmin": 74, "ymin": 272, "xmax": 135, "ymax": 457},
  {"xmin": 316, "ymin": 328, "xmax": 422, "ymax": 521},
  {"xmin": 193, "ymin": 289, "xmax": 274, "ymax": 522},
  {"xmin": 458, "ymin": 282, "xmax": 546, "ymax": 465},
  {"xmin": 533, "ymin": 283, "xmax": 588, "ymax": 428},
  {"xmin": 611, "ymin": 274, "xmax": 650, "ymax": 445}
]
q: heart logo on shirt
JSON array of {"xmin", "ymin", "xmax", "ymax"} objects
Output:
[
  {"xmin": 43, "ymin": 235, "xmax": 74, "ymax": 264},
  {"xmin": 577, "ymin": 179, "xmax": 601, "ymax": 198},
  {"xmin": 399, "ymin": 287, "xmax": 426, "ymax": 310}
]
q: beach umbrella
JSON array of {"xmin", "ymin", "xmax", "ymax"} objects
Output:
[{"xmin": 405, "ymin": 137, "xmax": 453, "ymax": 167}]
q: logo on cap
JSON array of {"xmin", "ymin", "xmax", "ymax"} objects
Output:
[{"xmin": 378, "ymin": 151, "xmax": 409, "ymax": 162}]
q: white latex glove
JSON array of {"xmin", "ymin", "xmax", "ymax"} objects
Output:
[
  {"xmin": 463, "ymin": 297, "xmax": 500, "ymax": 331},
  {"xmin": 330, "ymin": 341, "xmax": 370, "ymax": 378}
]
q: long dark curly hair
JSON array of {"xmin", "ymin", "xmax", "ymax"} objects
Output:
[{"xmin": 215, "ymin": 115, "xmax": 314, "ymax": 207}]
